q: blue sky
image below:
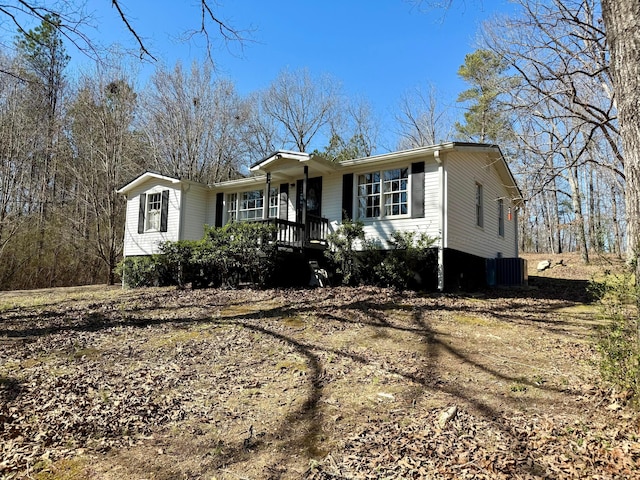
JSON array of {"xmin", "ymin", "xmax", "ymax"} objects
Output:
[{"xmin": 18, "ymin": 1, "xmax": 517, "ymax": 150}]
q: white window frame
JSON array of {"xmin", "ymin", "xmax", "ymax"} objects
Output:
[
  {"xmin": 268, "ymin": 186, "xmax": 279, "ymax": 219},
  {"xmin": 239, "ymin": 190, "xmax": 264, "ymax": 220},
  {"xmin": 357, "ymin": 167, "xmax": 409, "ymax": 219},
  {"xmin": 227, "ymin": 193, "xmax": 237, "ymax": 222},
  {"xmin": 145, "ymin": 192, "xmax": 162, "ymax": 231}
]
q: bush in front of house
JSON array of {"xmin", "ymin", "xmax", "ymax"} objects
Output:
[
  {"xmin": 324, "ymin": 219, "xmax": 366, "ymax": 286},
  {"xmin": 325, "ymin": 221, "xmax": 438, "ymax": 289},
  {"xmin": 117, "ymin": 255, "xmax": 172, "ymax": 288},
  {"xmin": 191, "ymin": 221, "xmax": 277, "ymax": 288},
  {"xmin": 118, "ymin": 222, "xmax": 278, "ymax": 289},
  {"xmin": 362, "ymin": 231, "xmax": 437, "ymax": 290}
]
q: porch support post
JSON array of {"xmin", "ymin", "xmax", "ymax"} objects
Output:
[
  {"xmin": 303, "ymin": 165, "xmax": 308, "ymax": 244},
  {"xmin": 264, "ymin": 172, "xmax": 271, "ymax": 220}
]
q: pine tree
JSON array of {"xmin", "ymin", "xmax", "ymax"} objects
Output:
[{"xmin": 455, "ymin": 49, "xmax": 512, "ymax": 144}]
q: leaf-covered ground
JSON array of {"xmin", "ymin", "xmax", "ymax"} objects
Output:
[{"xmin": 1, "ymin": 254, "xmax": 639, "ymax": 479}]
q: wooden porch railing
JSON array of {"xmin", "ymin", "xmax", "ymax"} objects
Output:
[{"xmin": 255, "ymin": 216, "xmax": 329, "ymax": 248}]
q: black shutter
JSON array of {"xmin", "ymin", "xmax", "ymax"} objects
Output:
[
  {"xmin": 138, "ymin": 193, "xmax": 146, "ymax": 234},
  {"xmin": 279, "ymin": 183, "xmax": 289, "ymax": 220},
  {"xmin": 215, "ymin": 192, "xmax": 224, "ymax": 227},
  {"xmin": 342, "ymin": 173, "xmax": 354, "ymax": 220},
  {"xmin": 160, "ymin": 190, "xmax": 169, "ymax": 232},
  {"xmin": 411, "ymin": 162, "xmax": 425, "ymax": 219}
]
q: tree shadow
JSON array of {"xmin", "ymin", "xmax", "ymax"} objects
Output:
[
  {"xmin": 0, "ymin": 375, "xmax": 23, "ymax": 403},
  {"xmin": 0, "ymin": 282, "xmax": 605, "ymax": 478}
]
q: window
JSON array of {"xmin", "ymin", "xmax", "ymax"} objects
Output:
[
  {"xmin": 146, "ymin": 192, "xmax": 162, "ymax": 231},
  {"xmin": 357, "ymin": 172, "xmax": 380, "ymax": 218},
  {"xmin": 239, "ymin": 190, "xmax": 264, "ymax": 221},
  {"xmin": 227, "ymin": 189, "xmax": 274, "ymax": 222},
  {"xmin": 138, "ymin": 190, "xmax": 168, "ymax": 234},
  {"xmin": 357, "ymin": 167, "xmax": 408, "ymax": 219},
  {"xmin": 383, "ymin": 168, "xmax": 409, "ymax": 216},
  {"xmin": 227, "ymin": 193, "xmax": 237, "ymax": 222},
  {"xmin": 498, "ymin": 198, "xmax": 505, "ymax": 237},
  {"xmin": 475, "ymin": 183, "xmax": 484, "ymax": 228},
  {"xmin": 269, "ymin": 186, "xmax": 279, "ymax": 218}
]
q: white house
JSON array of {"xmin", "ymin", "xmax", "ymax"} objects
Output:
[{"xmin": 117, "ymin": 142, "xmax": 525, "ymax": 290}]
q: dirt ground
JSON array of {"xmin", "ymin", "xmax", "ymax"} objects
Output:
[{"xmin": 1, "ymin": 253, "xmax": 639, "ymax": 479}]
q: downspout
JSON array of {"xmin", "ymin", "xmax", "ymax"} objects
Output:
[
  {"xmin": 122, "ymin": 193, "xmax": 127, "ymax": 289},
  {"xmin": 435, "ymin": 150, "xmax": 445, "ymax": 292},
  {"xmin": 514, "ymin": 206, "xmax": 519, "ymax": 258}
]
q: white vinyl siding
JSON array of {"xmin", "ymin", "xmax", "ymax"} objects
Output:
[
  {"xmin": 445, "ymin": 151, "xmax": 517, "ymax": 258},
  {"xmin": 321, "ymin": 173, "xmax": 342, "ymax": 232},
  {"xmin": 180, "ymin": 184, "xmax": 209, "ymax": 241}
]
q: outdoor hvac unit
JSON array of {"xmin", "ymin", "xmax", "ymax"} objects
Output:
[{"xmin": 486, "ymin": 257, "xmax": 528, "ymax": 287}]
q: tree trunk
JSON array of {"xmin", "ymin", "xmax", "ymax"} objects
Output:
[
  {"xmin": 601, "ymin": 1, "xmax": 640, "ymax": 267},
  {"xmin": 568, "ymin": 164, "xmax": 589, "ymax": 264},
  {"xmin": 611, "ymin": 182, "xmax": 622, "ymax": 258}
]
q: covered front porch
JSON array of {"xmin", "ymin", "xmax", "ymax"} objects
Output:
[{"xmin": 248, "ymin": 150, "xmax": 338, "ymax": 250}]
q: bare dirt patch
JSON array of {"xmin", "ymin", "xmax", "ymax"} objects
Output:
[{"xmin": 1, "ymin": 254, "xmax": 639, "ymax": 479}]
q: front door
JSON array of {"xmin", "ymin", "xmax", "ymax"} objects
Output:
[{"xmin": 296, "ymin": 176, "xmax": 322, "ymax": 222}]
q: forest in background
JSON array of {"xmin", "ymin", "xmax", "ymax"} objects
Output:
[{"xmin": 0, "ymin": 0, "xmax": 624, "ymax": 290}]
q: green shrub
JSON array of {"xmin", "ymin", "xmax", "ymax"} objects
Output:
[
  {"xmin": 325, "ymin": 222, "xmax": 437, "ymax": 289},
  {"xmin": 117, "ymin": 255, "xmax": 170, "ymax": 288},
  {"xmin": 592, "ymin": 271, "xmax": 640, "ymax": 405},
  {"xmin": 159, "ymin": 240, "xmax": 201, "ymax": 288},
  {"xmin": 195, "ymin": 222, "xmax": 277, "ymax": 288},
  {"xmin": 325, "ymin": 220, "xmax": 365, "ymax": 286},
  {"xmin": 362, "ymin": 231, "xmax": 437, "ymax": 289},
  {"xmin": 120, "ymin": 222, "xmax": 278, "ymax": 289}
]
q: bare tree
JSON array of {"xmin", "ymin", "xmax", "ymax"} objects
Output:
[
  {"xmin": 141, "ymin": 61, "xmax": 250, "ymax": 183},
  {"xmin": 0, "ymin": 1, "xmax": 248, "ymax": 65},
  {"xmin": 395, "ymin": 83, "xmax": 454, "ymax": 149},
  {"xmin": 67, "ymin": 61, "xmax": 143, "ymax": 283},
  {"xmin": 243, "ymin": 92, "xmax": 282, "ymax": 162},
  {"xmin": 482, "ymin": 0, "xmax": 621, "ymax": 260},
  {"xmin": 0, "ymin": 52, "xmax": 31, "ymax": 262},
  {"xmin": 320, "ymin": 96, "xmax": 380, "ymax": 161},
  {"xmin": 260, "ymin": 68, "xmax": 341, "ymax": 153}
]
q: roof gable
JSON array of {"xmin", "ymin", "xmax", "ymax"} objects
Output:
[{"xmin": 117, "ymin": 172, "xmax": 211, "ymax": 195}]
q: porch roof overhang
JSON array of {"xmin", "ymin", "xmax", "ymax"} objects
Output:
[{"xmin": 250, "ymin": 150, "xmax": 338, "ymax": 181}]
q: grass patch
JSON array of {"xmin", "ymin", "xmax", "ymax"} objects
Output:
[
  {"xmin": 72, "ymin": 348, "xmax": 101, "ymax": 360},
  {"xmin": 33, "ymin": 457, "xmax": 88, "ymax": 480},
  {"xmin": 282, "ymin": 315, "xmax": 306, "ymax": 328},
  {"xmin": 452, "ymin": 313, "xmax": 493, "ymax": 327},
  {"xmin": 275, "ymin": 356, "xmax": 308, "ymax": 373}
]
